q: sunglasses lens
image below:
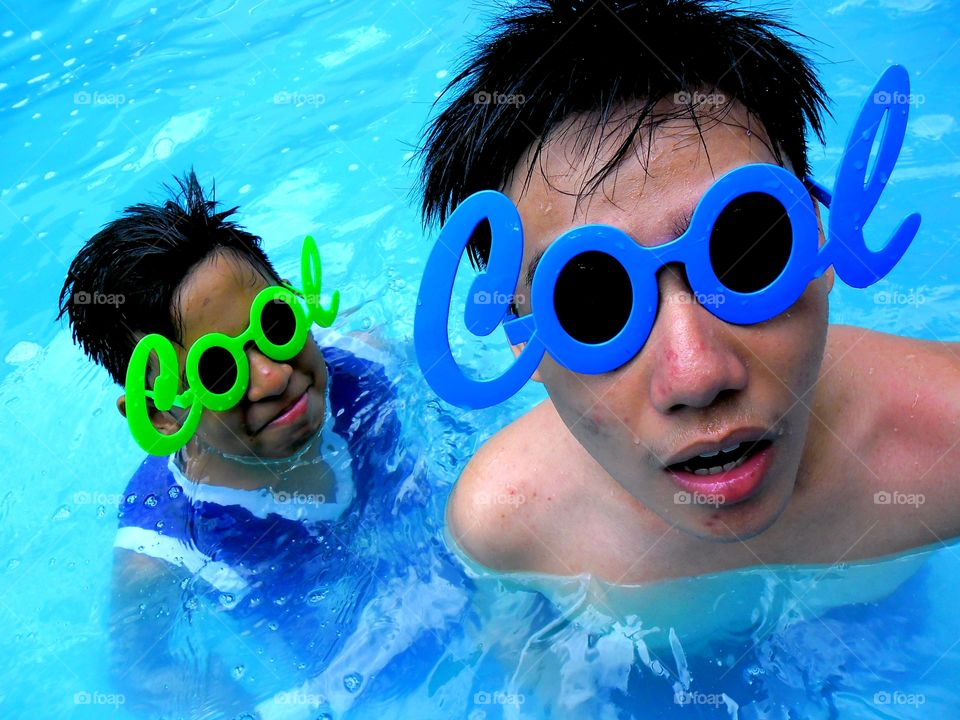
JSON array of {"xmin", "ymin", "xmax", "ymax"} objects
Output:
[
  {"xmin": 710, "ymin": 192, "xmax": 792, "ymax": 293},
  {"xmin": 261, "ymin": 297, "xmax": 298, "ymax": 346},
  {"xmin": 555, "ymin": 251, "xmax": 633, "ymax": 344},
  {"xmin": 197, "ymin": 345, "xmax": 238, "ymax": 395}
]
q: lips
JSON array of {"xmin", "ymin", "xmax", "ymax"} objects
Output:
[
  {"xmin": 258, "ymin": 390, "xmax": 310, "ymax": 433},
  {"xmin": 663, "ymin": 427, "xmax": 772, "ymax": 468},
  {"xmin": 666, "ymin": 440, "xmax": 774, "ymax": 505}
]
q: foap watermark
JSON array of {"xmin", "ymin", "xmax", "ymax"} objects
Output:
[
  {"xmin": 473, "ymin": 290, "xmax": 525, "ymax": 306},
  {"xmin": 73, "ymin": 691, "xmax": 125, "ymax": 707},
  {"xmin": 675, "ymin": 290, "xmax": 726, "ymax": 309},
  {"xmin": 473, "ymin": 91, "xmax": 525, "ymax": 106},
  {"xmin": 473, "ymin": 690, "xmax": 526, "ymax": 707},
  {"xmin": 874, "ymin": 490, "xmax": 925, "ymax": 508},
  {"xmin": 476, "ymin": 487, "xmax": 526, "ymax": 508},
  {"xmin": 74, "ymin": 491, "xmax": 124, "ymax": 507},
  {"xmin": 273, "ymin": 90, "xmax": 326, "ymax": 107},
  {"xmin": 73, "ymin": 90, "xmax": 126, "ymax": 107},
  {"xmin": 873, "ymin": 289, "xmax": 925, "ymax": 307},
  {"xmin": 273, "ymin": 491, "xmax": 327, "ymax": 506},
  {"xmin": 274, "ymin": 292, "xmax": 328, "ymax": 308},
  {"xmin": 873, "ymin": 90, "xmax": 925, "ymax": 107},
  {"xmin": 674, "ymin": 90, "xmax": 727, "ymax": 107},
  {"xmin": 873, "ymin": 690, "xmax": 925, "ymax": 708},
  {"xmin": 674, "ymin": 690, "xmax": 725, "ymax": 707},
  {"xmin": 74, "ymin": 291, "xmax": 125, "ymax": 307},
  {"xmin": 275, "ymin": 690, "xmax": 325, "ymax": 706},
  {"xmin": 674, "ymin": 490, "xmax": 725, "ymax": 507}
]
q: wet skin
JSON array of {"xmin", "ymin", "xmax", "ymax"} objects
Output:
[
  {"xmin": 117, "ymin": 250, "xmax": 333, "ymax": 490},
  {"xmin": 447, "ymin": 100, "xmax": 960, "ymax": 584}
]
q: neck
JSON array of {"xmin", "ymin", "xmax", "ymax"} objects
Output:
[{"xmin": 176, "ymin": 428, "xmax": 339, "ymax": 501}]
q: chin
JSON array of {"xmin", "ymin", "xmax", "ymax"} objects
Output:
[{"xmin": 677, "ymin": 478, "xmax": 795, "ymax": 542}]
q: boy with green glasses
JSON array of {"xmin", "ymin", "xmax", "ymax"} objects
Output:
[{"xmin": 58, "ymin": 170, "xmax": 407, "ymax": 713}]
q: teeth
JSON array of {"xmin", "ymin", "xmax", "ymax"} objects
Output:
[
  {"xmin": 695, "ymin": 442, "xmax": 744, "ymax": 461},
  {"xmin": 681, "ymin": 453, "xmax": 750, "ymax": 477}
]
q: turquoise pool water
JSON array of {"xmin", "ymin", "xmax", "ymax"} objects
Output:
[{"xmin": 1, "ymin": 0, "xmax": 959, "ymax": 718}]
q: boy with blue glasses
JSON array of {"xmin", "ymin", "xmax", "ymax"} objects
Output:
[{"xmin": 415, "ymin": 0, "xmax": 960, "ymax": 584}]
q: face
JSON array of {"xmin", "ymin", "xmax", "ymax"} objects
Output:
[
  {"xmin": 135, "ymin": 250, "xmax": 329, "ymax": 460},
  {"xmin": 506, "ymin": 99, "xmax": 833, "ymax": 541}
]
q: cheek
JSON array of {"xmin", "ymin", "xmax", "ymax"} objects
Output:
[
  {"xmin": 300, "ymin": 341, "xmax": 328, "ymax": 386},
  {"xmin": 760, "ymin": 286, "xmax": 829, "ymax": 390},
  {"xmin": 541, "ymin": 363, "xmax": 628, "ymax": 443},
  {"xmin": 199, "ymin": 409, "xmax": 249, "ymax": 444}
]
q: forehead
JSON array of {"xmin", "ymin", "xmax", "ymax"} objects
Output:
[
  {"xmin": 505, "ymin": 99, "xmax": 783, "ymax": 259},
  {"xmin": 173, "ymin": 250, "xmax": 273, "ymax": 348}
]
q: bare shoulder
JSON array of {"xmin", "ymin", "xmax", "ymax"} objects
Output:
[
  {"xmin": 828, "ymin": 324, "xmax": 960, "ymax": 526},
  {"xmin": 446, "ymin": 400, "xmax": 578, "ymax": 573}
]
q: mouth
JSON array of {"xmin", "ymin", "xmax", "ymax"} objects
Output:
[
  {"xmin": 664, "ymin": 434, "xmax": 775, "ymax": 506},
  {"xmin": 260, "ymin": 390, "xmax": 310, "ymax": 433}
]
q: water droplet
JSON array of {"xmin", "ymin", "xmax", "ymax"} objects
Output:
[
  {"xmin": 268, "ymin": 621, "xmax": 279, "ymax": 631},
  {"xmin": 343, "ymin": 672, "xmax": 362, "ymax": 693},
  {"xmin": 219, "ymin": 593, "xmax": 235, "ymax": 607},
  {"xmin": 308, "ymin": 589, "xmax": 329, "ymax": 604},
  {"xmin": 125, "ymin": 493, "xmax": 137, "ymax": 504},
  {"xmin": 52, "ymin": 505, "xmax": 71, "ymax": 520},
  {"xmin": 168, "ymin": 486, "xmax": 181, "ymax": 499},
  {"xmin": 232, "ymin": 665, "xmax": 245, "ymax": 680},
  {"xmin": 143, "ymin": 494, "xmax": 159, "ymax": 508}
]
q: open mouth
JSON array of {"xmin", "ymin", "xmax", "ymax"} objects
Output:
[{"xmin": 666, "ymin": 439, "xmax": 774, "ymax": 505}]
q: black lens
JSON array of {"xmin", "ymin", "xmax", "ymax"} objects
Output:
[
  {"xmin": 261, "ymin": 298, "xmax": 298, "ymax": 346},
  {"xmin": 554, "ymin": 251, "xmax": 633, "ymax": 345},
  {"xmin": 197, "ymin": 346, "xmax": 238, "ymax": 395},
  {"xmin": 710, "ymin": 192, "xmax": 792, "ymax": 293}
]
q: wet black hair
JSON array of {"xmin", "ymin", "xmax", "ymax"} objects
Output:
[
  {"xmin": 418, "ymin": 0, "xmax": 830, "ymax": 269},
  {"xmin": 57, "ymin": 169, "xmax": 281, "ymax": 386}
]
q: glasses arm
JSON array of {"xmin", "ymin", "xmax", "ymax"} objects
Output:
[
  {"xmin": 804, "ymin": 176, "xmax": 833, "ymax": 209},
  {"xmin": 503, "ymin": 313, "xmax": 536, "ymax": 345}
]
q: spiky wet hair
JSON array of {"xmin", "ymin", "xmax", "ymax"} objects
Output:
[
  {"xmin": 418, "ymin": 0, "xmax": 830, "ymax": 269},
  {"xmin": 57, "ymin": 169, "xmax": 281, "ymax": 386}
]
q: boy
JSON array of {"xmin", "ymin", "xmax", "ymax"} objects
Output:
[
  {"xmin": 58, "ymin": 170, "xmax": 407, "ymax": 714},
  {"xmin": 418, "ymin": 0, "xmax": 960, "ymax": 586}
]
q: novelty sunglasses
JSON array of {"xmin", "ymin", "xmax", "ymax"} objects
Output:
[
  {"xmin": 414, "ymin": 65, "xmax": 922, "ymax": 408},
  {"xmin": 124, "ymin": 235, "xmax": 340, "ymax": 456}
]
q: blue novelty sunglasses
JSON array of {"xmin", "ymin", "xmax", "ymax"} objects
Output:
[{"xmin": 415, "ymin": 65, "xmax": 922, "ymax": 409}]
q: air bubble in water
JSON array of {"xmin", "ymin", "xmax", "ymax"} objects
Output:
[{"xmin": 343, "ymin": 672, "xmax": 362, "ymax": 693}]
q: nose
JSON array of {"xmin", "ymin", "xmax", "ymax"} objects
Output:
[
  {"xmin": 646, "ymin": 265, "xmax": 749, "ymax": 414},
  {"xmin": 245, "ymin": 347, "xmax": 293, "ymax": 403}
]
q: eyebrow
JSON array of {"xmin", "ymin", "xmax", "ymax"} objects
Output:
[{"xmin": 522, "ymin": 208, "xmax": 694, "ymax": 287}]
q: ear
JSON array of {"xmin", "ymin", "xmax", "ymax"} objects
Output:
[
  {"xmin": 812, "ymin": 195, "xmax": 835, "ymax": 294},
  {"xmin": 509, "ymin": 341, "xmax": 543, "ymax": 384},
  {"xmin": 116, "ymin": 394, "xmax": 183, "ymax": 436}
]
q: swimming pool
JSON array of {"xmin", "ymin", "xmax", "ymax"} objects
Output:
[{"xmin": 1, "ymin": 0, "xmax": 959, "ymax": 717}]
